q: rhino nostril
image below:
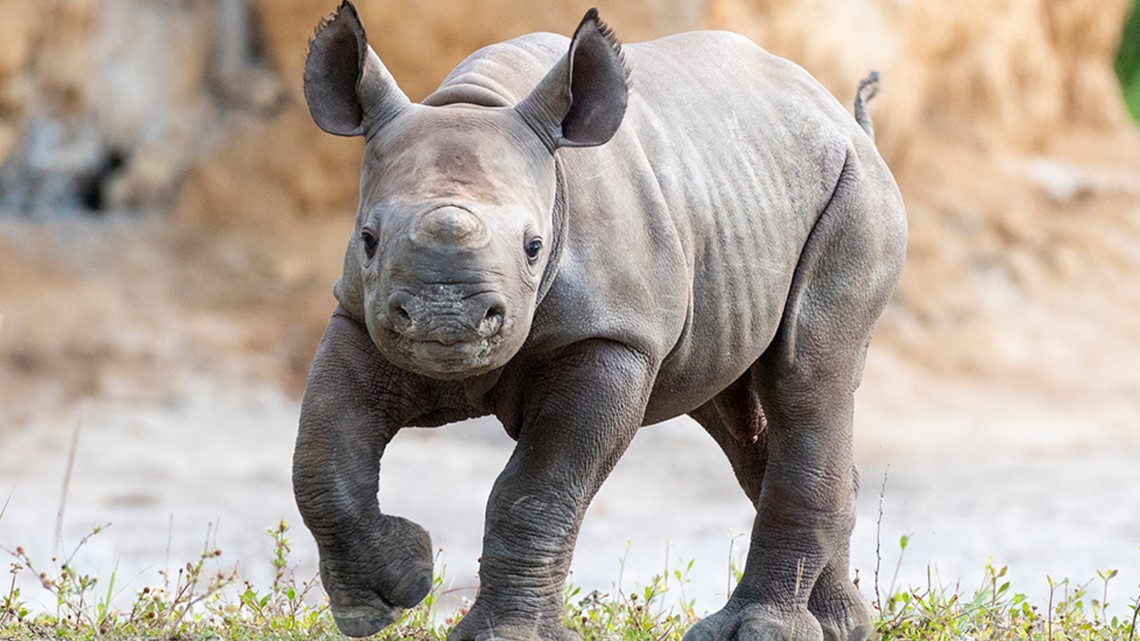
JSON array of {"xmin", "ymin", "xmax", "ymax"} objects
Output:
[
  {"xmin": 482, "ymin": 304, "xmax": 505, "ymax": 336},
  {"xmin": 388, "ymin": 293, "xmax": 413, "ymax": 332}
]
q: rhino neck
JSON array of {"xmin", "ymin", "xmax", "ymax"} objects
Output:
[{"xmin": 535, "ymin": 154, "xmax": 568, "ymax": 308}]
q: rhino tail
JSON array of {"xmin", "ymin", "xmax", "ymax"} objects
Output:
[{"xmin": 853, "ymin": 70, "xmax": 879, "ymax": 141}]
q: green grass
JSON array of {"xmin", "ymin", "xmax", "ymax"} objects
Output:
[{"xmin": 0, "ymin": 522, "xmax": 1136, "ymax": 640}]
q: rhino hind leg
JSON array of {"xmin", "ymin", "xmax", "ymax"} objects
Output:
[
  {"xmin": 685, "ymin": 151, "xmax": 904, "ymax": 641},
  {"xmin": 689, "ymin": 371, "xmax": 769, "ymax": 504},
  {"xmin": 809, "ymin": 538, "xmax": 874, "ymax": 641},
  {"xmin": 690, "ymin": 376, "xmax": 869, "ymax": 641}
]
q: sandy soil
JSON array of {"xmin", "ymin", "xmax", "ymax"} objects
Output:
[{"xmin": 2, "ymin": 353, "xmax": 1137, "ymax": 619}]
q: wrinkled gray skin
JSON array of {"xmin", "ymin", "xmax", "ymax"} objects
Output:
[{"xmin": 293, "ymin": 3, "xmax": 907, "ymax": 641}]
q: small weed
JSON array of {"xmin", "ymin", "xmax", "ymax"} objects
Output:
[
  {"xmin": 562, "ymin": 560, "xmax": 697, "ymax": 641},
  {"xmin": 874, "ymin": 537, "xmax": 1138, "ymax": 640}
]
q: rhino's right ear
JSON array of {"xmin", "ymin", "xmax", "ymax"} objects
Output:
[{"xmin": 304, "ymin": 0, "xmax": 409, "ymax": 137}]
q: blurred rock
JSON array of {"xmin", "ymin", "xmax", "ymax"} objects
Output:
[
  {"xmin": 2, "ymin": 0, "xmax": 1131, "ymax": 219},
  {"xmin": 1029, "ymin": 157, "xmax": 1091, "ymax": 204},
  {"xmin": 707, "ymin": 0, "xmax": 1130, "ymax": 158},
  {"xmin": 0, "ymin": 114, "xmax": 105, "ymax": 214},
  {"xmin": 0, "ymin": 124, "xmax": 16, "ymax": 170},
  {"xmin": 174, "ymin": 109, "xmax": 362, "ymax": 226},
  {"xmin": 104, "ymin": 143, "xmax": 189, "ymax": 212},
  {"xmin": 0, "ymin": 0, "xmax": 36, "ymax": 138},
  {"xmin": 213, "ymin": 67, "xmax": 288, "ymax": 116},
  {"xmin": 0, "ymin": 0, "xmax": 278, "ymax": 215},
  {"xmin": 1045, "ymin": 0, "xmax": 1132, "ymax": 128}
]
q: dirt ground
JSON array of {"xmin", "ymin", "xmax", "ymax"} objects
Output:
[{"xmin": 1, "ymin": 126, "xmax": 1139, "ymax": 618}]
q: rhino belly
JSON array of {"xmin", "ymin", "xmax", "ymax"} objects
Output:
[{"xmin": 641, "ymin": 261, "xmax": 793, "ymax": 425}]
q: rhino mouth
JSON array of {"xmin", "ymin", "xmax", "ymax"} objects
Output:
[{"xmin": 386, "ymin": 330, "xmax": 503, "ymax": 378}]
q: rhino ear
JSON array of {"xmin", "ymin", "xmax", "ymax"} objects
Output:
[
  {"xmin": 304, "ymin": 0, "xmax": 409, "ymax": 137},
  {"xmin": 517, "ymin": 8, "xmax": 630, "ymax": 149}
]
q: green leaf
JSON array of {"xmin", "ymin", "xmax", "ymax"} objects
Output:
[{"xmin": 1119, "ymin": 0, "xmax": 1140, "ymax": 121}]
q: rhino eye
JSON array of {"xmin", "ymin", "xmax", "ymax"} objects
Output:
[
  {"xmin": 360, "ymin": 228, "xmax": 378, "ymax": 258},
  {"xmin": 525, "ymin": 238, "xmax": 543, "ymax": 261}
]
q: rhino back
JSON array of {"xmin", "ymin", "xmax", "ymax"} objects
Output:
[
  {"xmin": 617, "ymin": 33, "xmax": 872, "ymax": 420},
  {"xmin": 553, "ymin": 33, "xmax": 873, "ymax": 419}
]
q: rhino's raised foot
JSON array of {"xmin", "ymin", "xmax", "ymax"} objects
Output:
[
  {"xmin": 319, "ymin": 515, "xmax": 434, "ymax": 637},
  {"xmin": 330, "ymin": 598, "xmax": 401, "ymax": 638},
  {"xmin": 325, "ymin": 566, "xmax": 430, "ymax": 638},
  {"xmin": 324, "ymin": 560, "xmax": 431, "ymax": 638},
  {"xmin": 683, "ymin": 603, "xmax": 823, "ymax": 641}
]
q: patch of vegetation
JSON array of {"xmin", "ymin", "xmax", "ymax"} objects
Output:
[
  {"xmin": 1118, "ymin": 0, "xmax": 1140, "ymax": 121},
  {"xmin": 874, "ymin": 562, "xmax": 1138, "ymax": 641},
  {"xmin": 0, "ymin": 521, "xmax": 1137, "ymax": 640}
]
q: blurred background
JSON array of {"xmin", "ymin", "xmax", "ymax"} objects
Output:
[{"xmin": 1, "ymin": 0, "xmax": 1139, "ymax": 617}]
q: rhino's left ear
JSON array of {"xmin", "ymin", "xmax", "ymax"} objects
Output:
[
  {"xmin": 517, "ymin": 8, "xmax": 630, "ymax": 149},
  {"xmin": 304, "ymin": 0, "xmax": 409, "ymax": 137}
]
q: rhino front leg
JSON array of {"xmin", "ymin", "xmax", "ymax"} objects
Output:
[
  {"xmin": 293, "ymin": 308, "xmax": 435, "ymax": 637},
  {"xmin": 449, "ymin": 341, "xmax": 655, "ymax": 641}
]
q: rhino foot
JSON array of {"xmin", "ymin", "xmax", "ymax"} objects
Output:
[
  {"xmin": 818, "ymin": 615, "xmax": 873, "ymax": 641},
  {"xmin": 683, "ymin": 603, "xmax": 823, "ymax": 641},
  {"xmin": 446, "ymin": 601, "xmax": 580, "ymax": 641},
  {"xmin": 330, "ymin": 599, "xmax": 400, "ymax": 639},
  {"xmin": 809, "ymin": 574, "xmax": 872, "ymax": 641},
  {"xmin": 319, "ymin": 515, "xmax": 434, "ymax": 638}
]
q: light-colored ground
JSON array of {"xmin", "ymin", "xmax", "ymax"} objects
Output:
[{"xmin": 2, "ymin": 349, "xmax": 1137, "ymax": 619}]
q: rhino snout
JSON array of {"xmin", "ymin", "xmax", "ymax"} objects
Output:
[{"xmin": 386, "ymin": 290, "xmax": 506, "ymax": 344}]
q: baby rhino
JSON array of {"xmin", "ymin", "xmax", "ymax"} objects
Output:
[{"xmin": 293, "ymin": 3, "xmax": 906, "ymax": 641}]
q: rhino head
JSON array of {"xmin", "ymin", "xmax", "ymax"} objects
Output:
[{"xmin": 303, "ymin": 1, "xmax": 628, "ymax": 380}]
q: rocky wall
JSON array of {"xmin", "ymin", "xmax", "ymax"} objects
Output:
[
  {"xmin": 174, "ymin": 0, "xmax": 707, "ymax": 225},
  {"xmin": 1, "ymin": 0, "xmax": 1130, "ymax": 222},
  {"xmin": 182, "ymin": 0, "xmax": 1132, "ymax": 226},
  {"xmin": 0, "ymin": 0, "xmax": 282, "ymax": 215},
  {"xmin": 708, "ymin": 0, "xmax": 1130, "ymax": 157}
]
